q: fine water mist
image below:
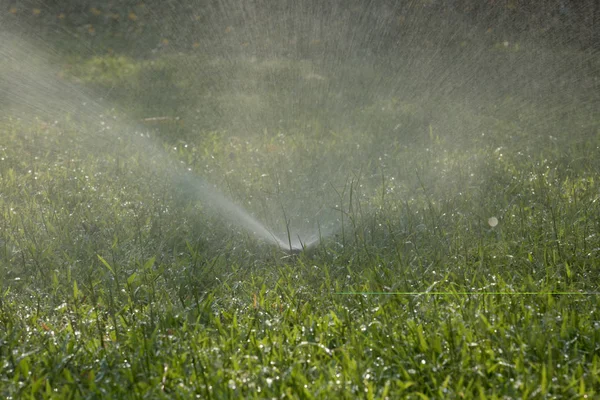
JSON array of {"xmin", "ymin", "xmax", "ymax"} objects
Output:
[
  {"xmin": 0, "ymin": 32, "xmax": 319, "ymax": 253},
  {"xmin": 1, "ymin": 1, "xmax": 598, "ymax": 255},
  {"xmin": 3, "ymin": 3, "xmax": 600, "ymax": 396}
]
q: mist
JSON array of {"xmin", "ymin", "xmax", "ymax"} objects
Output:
[
  {"xmin": 1, "ymin": 1, "xmax": 598, "ymax": 254},
  {"xmin": 0, "ymin": 31, "xmax": 322, "ymax": 252},
  {"xmin": 1, "ymin": 1, "xmax": 600, "ymax": 397}
]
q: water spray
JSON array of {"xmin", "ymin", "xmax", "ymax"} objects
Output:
[{"xmin": 0, "ymin": 33, "xmax": 329, "ymax": 254}]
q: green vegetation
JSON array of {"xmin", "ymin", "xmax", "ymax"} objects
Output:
[{"xmin": 1, "ymin": 2, "xmax": 600, "ymax": 398}]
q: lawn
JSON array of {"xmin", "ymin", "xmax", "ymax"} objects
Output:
[{"xmin": 1, "ymin": 2, "xmax": 599, "ymax": 398}]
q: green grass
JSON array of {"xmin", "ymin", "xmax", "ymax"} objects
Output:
[{"xmin": 1, "ymin": 15, "xmax": 600, "ymax": 399}]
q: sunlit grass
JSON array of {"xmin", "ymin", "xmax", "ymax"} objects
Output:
[
  {"xmin": 1, "ymin": 11, "xmax": 600, "ymax": 398},
  {"xmin": 2, "ymin": 89, "xmax": 599, "ymax": 397}
]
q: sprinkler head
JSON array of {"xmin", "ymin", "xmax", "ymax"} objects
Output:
[
  {"xmin": 276, "ymin": 243, "xmax": 303, "ymax": 256},
  {"xmin": 274, "ymin": 235, "xmax": 320, "ymax": 256},
  {"xmin": 282, "ymin": 240, "xmax": 319, "ymax": 256},
  {"xmin": 287, "ymin": 246, "xmax": 303, "ymax": 255}
]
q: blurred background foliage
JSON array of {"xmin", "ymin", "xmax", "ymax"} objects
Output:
[{"xmin": 2, "ymin": 0, "xmax": 598, "ymax": 58}]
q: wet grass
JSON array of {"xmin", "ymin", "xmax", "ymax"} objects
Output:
[{"xmin": 1, "ymin": 36, "xmax": 600, "ymax": 400}]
